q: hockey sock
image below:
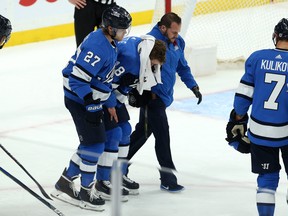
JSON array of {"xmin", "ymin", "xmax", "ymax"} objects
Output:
[
  {"xmin": 256, "ymin": 172, "xmax": 279, "ymax": 216},
  {"xmin": 118, "ymin": 121, "xmax": 131, "ymax": 175},
  {"xmin": 66, "ymin": 152, "xmax": 81, "ymax": 179},
  {"xmin": 118, "ymin": 143, "xmax": 129, "ymax": 175},
  {"xmin": 78, "ymin": 143, "xmax": 105, "ymax": 187},
  {"xmin": 96, "ymin": 127, "xmax": 122, "ymax": 181},
  {"xmin": 256, "ymin": 188, "xmax": 275, "ymax": 216},
  {"xmin": 80, "ymin": 160, "xmax": 97, "ymax": 187}
]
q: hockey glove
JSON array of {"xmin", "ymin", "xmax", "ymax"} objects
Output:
[
  {"xmin": 191, "ymin": 86, "xmax": 202, "ymax": 105},
  {"xmin": 227, "ymin": 135, "xmax": 251, "ymax": 154},
  {"xmin": 119, "ymin": 73, "xmax": 138, "ymax": 87},
  {"xmin": 84, "ymin": 94, "xmax": 103, "ymax": 125},
  {"xmin": 226, "ymin": 109, "xmax": 249, "ymax": 141},
  {"xmin": 128, "ymin": 89, "xmax": 151, "ymax": 108}
]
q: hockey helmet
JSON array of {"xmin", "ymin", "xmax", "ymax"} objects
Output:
[
  {"xmin": 273, "ymin": 18, "xmax": 288, "ymax": 45},
  {"xmin": 101, "ymin": 5, "xmax": 132, "ymax": 29},
  {"xmin": 0, "ymin": 15, "xmax": 12, "ymax": 49}
]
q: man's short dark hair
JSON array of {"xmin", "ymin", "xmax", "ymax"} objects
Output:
[{"xmin": 158, "ymin": 12, "xmax": 181, "ymax": 28}]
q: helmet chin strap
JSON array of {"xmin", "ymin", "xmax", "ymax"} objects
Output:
[
  {"xmin": 110, "ymin": 28, "xmax": 117, "ymax": 39},
  {"xmin": 104, "ymin": 27, "xmax": 117, "ymax": 40}
]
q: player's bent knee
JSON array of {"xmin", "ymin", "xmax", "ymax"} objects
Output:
[
  {"xmin": 78, "ymin": 143, "xmax": 105, "ymax": 162},
  {"xmin": 119, "ymin": 121, "xmax": 132, "ymax": 144},
  {"xmin": 257, "ymin": 172, "xmax": 279, "ymax": 191},
  {"xmin": 105, "ymin": 127, "xmax": 122, "ymax": 150}
]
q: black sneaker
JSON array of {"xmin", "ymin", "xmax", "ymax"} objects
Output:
[
  {"xmin": 160, "ymin": 183, "xmax": 184, "ymax": 193},
  {"xmin": 122, "ymin": 175, "xmax": 139, "ymax": 195},
  {"xmin": 95, "ymin": 180, "xmax": 129, "ymax": 202},
  {"xmin": 50, "ymin": 168, "xmax": 80, "ymax": 206},
  {"xmin": 159, "ymin": 171, "xmax": 184, "ymax": 193},
  {"xmin": 79, "ymin": 183, "xmax": 105, "ymax": 211}
]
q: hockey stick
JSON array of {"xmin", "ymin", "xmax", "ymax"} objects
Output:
[
  {"xmin": 0, "ymin": 143, "xmax": 52, "ymax": 200},
  {"xmin": 0, "ymin": 166, "xmax": 65, "ymax": 216},
  {"xmin": 144, "ymin": 105, "xmax": 148, "ymax": 139}
]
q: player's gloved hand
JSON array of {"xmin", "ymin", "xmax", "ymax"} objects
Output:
[
  {"xmin": 227, "ymin": 135, "xmax": 251, "ymax": 154},
  {"xmin": 84, "ymin": 93, "xmax": 103, "ymax": 125},
  {"xmin": 128, "ymin": 88, "xmax": 142, "ymax": 107},
  {"xmin": 128, "ymin": 89, "xmax": 151, "ymax": 108},
  {"xmin": 191, "ymin": 86, "xmax": 202, "ymax": 105},
  {"xmin": 119, "ymin": 73, "xmax": 138, "ymax": 87},
  {"xmin": 226, "ymin": 109, "xmax": 249, "ymax": 142}
]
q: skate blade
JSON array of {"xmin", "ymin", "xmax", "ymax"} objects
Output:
[
  {"xmin": 96, "ymin": 190, "xmax": 129, "ymax": 202},
  {"xmin": 79, "ymin": 201, "xmax": 105, "ymax": 212},
  {"xmin": 50, "ymin": 189, "xmax": 80, "ymax": 207},
  {"xmin": 126, "ymin": 188, "xmax": 139, "ymax": 196}
]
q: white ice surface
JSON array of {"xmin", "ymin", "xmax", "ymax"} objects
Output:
[{"xmin": 0, "ymin": 25, "xmax": 287, "ymax": 216}]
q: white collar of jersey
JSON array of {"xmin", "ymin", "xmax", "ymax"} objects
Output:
[{"xmin": 137, "ymin": 35, "xmax": 162, "ymax": 95}]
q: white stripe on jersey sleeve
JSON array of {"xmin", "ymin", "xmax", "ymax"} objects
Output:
[
  {"xmin": 91, "ymin": 88, "xmax": 110, "ymax": 101},
  {"xmin": 114, "ymin": 89, "xmax": 127, "ymax": 104},
  {"xmin": 63, "ymin": 77, "xmax": 71, "ymax": 91},
  {"xmin": 236, "ymin": 82, "xmax": 254, "ymax": 98},
  {"xmin": 72, "ymin": 66, "xmax": 92, "ymax": 83}
]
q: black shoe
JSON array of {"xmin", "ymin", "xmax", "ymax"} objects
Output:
[
  {"xmin": 50, "ymin": 168, "xmax": 80, "ymax": 206},
  {"xmin": 160, "ymin": 183, "xmax": 184, "ymax": 192},
  {"xmin": 159, "ymin": 170, "xmax": 184, "ymax": 193},
  {"xmin": 79, "ymin": 183, "xmax": 105, "ymax": 211},
  {"xmin": 122, "ymin": 175, "xmax": 139, "ymax": 195},
  {"xmin": 95, "ymin": 180, "xmax": 129, "ymax": 202}
]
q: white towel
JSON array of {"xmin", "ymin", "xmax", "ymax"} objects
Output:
[{"xmin": 137, "ymin": 35, "xmax": 162, "ymax": 95}]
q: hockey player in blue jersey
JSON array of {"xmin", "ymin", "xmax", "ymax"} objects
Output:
[
  {"xmin": 226, "ymin": 18, "xmax": 288, "ymax": 216},
  {"xmin": 50, "ymin": 5, "xmax": 131, "ymax": 211},
  {"xmin": 94, "ymin": 35, "xmax": 167, "ymax": 199},
  {"xmin": 0, "ymin": 15, "xmax": 12, "ymax": 49}
]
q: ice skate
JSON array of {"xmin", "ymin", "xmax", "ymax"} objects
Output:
[
  {"xmin": 50, "ymin": 169, "xmax": 80, "ymax": 206},
  {"xmin": 95, "ymin": 180, "xmax": 129, "ymax": 202},
  {"xmin": 79, "ymin": 183, "xmax": 105, "ymax": 211},
  {"xmin": 122, "ymin": 175, "xmax": 139, "ymax": 195}
]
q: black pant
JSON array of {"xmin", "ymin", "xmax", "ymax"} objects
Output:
[
  {"xmin": 103, "ymin": 104, "xmax": 130, "ymax": 130},
  {"xmin": 127, "ymin": 98, "xmax": 177, "ymax": 183},
  {"xmin": 74, "ymin": 0, "xmax": 116, "ymax": 46},
  {"xmin": 65, "ymin": 97, "xmax": 106, "ymax": 144}
]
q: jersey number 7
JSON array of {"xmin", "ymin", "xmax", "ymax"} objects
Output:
[{"xmin": 264, "ymin": 73, "xmax": 285, "ymax": 110}]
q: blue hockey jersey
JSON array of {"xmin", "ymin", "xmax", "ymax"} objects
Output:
[
  {"xmin": 116, "ymin": 36, "xmax": 142, "ymax": 79},
  {"xmin": 234, "ymin": 48, "xmax": 288, "ymax": 147},
  {"xmin": 104, "ymin": 36, "xmax": 145, "ymax": 108},
  {"xmin": 62, "ymin": 29, "xmax": 118, "ymax": 105},
  {"xmin": 147, "ymin": 24, "xmax": 198, "ymax": 107}
]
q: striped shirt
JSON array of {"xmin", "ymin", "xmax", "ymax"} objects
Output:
[{"xmin": 94, "ymin": 0, "xmax": 115, "ymax": 4}]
